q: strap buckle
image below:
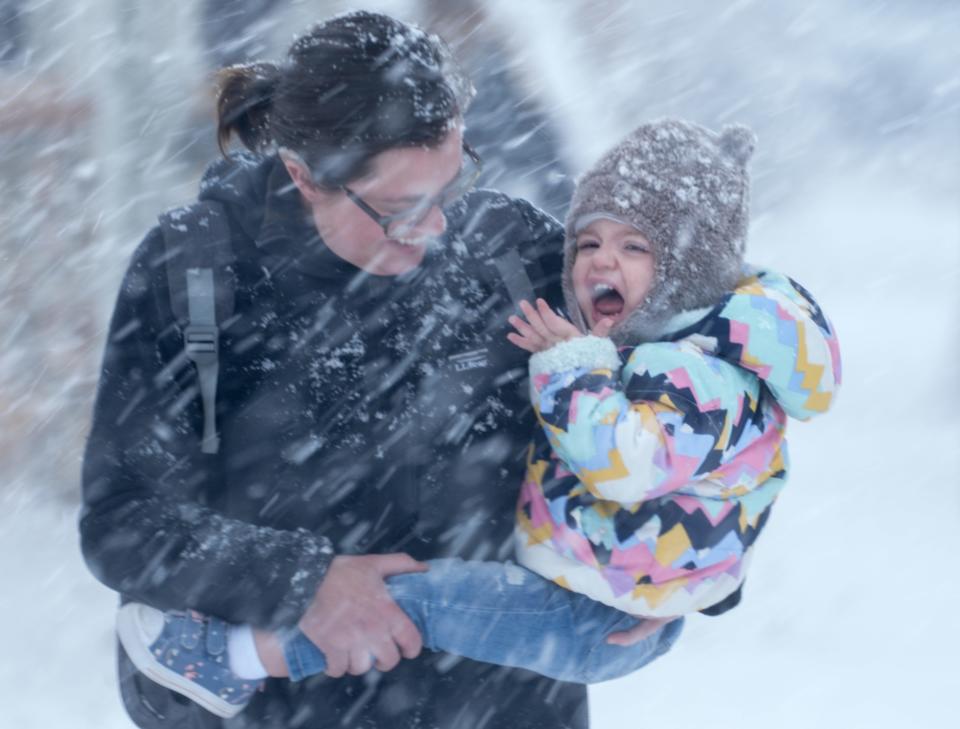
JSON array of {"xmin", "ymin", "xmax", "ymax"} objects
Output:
[{"xmin": 184, "ymin": 324, "xmax": 218, "ymax": 363}]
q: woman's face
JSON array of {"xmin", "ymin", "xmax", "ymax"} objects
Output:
[
  {"xmin": 284, "ymin": 127, "xmax": 465, "ymax": 276},
  {"xmin": 572, "ymin": 218, "xmax": 656, "ymax": 329}
]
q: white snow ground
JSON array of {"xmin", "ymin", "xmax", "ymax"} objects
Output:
[{"xmin": 3, "ymin": 176, "xmax": 957, "ymax": 729}]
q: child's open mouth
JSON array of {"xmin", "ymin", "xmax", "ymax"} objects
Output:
[{"xmin": 591, "ymin": 283, "xmax": 625, "ymax": 320}]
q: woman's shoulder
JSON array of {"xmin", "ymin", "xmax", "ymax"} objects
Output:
[
  {"xmin": 118, "ymin": 224, "xmax": 168, "ymax": 299},
  {"xmin": 445, "ymin": 190, "xmax": 562, "ymax": 251}
]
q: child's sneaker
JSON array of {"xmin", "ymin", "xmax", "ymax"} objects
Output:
[{"xmin": 116, "ymin": 603, "xmax": 261, "ymax": 718}]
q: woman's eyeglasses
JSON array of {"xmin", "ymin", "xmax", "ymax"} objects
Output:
[{"xmin": 340, "ymin": 143, "xmax": 483, "ymax": 239}]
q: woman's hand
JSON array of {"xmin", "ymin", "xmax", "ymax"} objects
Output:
[
  {"xmin": 298, "ymin": 554, "xmax": 429, "ymax": 677},
  {"xmin": 507, "ymin": 299, "xmax": 613, "ymax": 353}
]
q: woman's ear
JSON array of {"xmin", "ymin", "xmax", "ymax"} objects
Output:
[{"xmin": 279, "ymin": 149, "xmax": 325, "ymax": 203}]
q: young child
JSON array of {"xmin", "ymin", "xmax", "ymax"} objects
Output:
[{"xmin": 116, "ymin": 119, "xmax": 841, "ymax": 718}]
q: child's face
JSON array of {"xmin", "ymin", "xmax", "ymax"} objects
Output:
[{"xmin": 572, "ymin": 218, "xmax": 656, "ymax": 329}]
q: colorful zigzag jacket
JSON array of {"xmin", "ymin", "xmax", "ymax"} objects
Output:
[{"xmin": 514, "ymin": 268, "xmax": 842, "ymax": 617}]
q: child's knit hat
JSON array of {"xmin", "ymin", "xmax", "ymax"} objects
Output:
[{"xmin": 563, "ymin": 119, "xmax": 757, "ymax": 342}]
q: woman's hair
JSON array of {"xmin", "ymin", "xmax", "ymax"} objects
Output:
[{"xmin": 215, "ymin": 11, "xmax": 472, "ymax": 187}]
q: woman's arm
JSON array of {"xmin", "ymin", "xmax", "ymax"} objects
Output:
[{"xmin": 80, "ymin": 228, "xmax": 333, "ymax": 630}]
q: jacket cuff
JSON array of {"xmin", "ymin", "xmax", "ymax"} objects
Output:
[
  {"xmin": 271, "ymin": 530, "xmax": 335, "ymax": 629},
  {"xmin": 529, "ymin": 335, "xmax": 620, "ymax": 378}
]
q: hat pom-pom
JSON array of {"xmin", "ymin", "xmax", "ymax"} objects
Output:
[{"xmin": 720, "ymin": 124, "xmax": 757, "ymax": 165}]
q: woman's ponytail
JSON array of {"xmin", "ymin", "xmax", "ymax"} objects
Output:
[{"xmin": 215, "ymin": 62, "xmax": 279, "ymax": 155}]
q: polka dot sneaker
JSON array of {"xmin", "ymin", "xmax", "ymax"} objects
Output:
[{"xmin": 116, "ymin": 604, "xmax": 261, "ymax": 718}]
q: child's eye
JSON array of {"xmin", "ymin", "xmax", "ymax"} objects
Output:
[
  {"xmin": 625, "ymin": 242, "xmax": 650, "ymax": 253},
  {"xmin": 576, "ymin": 239, "xmax": 599, "ymax": 251}
]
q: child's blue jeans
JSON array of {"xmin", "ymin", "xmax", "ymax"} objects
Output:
[{"xmin": 282, "ymin": 558, "xmax": 684, "ymax": 684}]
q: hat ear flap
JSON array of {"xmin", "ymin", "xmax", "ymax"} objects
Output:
[{"xmin": 719, "ymin": 124, "xmax": 757, "ymax": 166}]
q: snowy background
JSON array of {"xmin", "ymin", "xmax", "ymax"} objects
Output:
[{"xmin": 2, "ymin": 0, "xmax": 958, "ymax": 727}]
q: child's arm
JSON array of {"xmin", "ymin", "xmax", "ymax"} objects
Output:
[{"xmin": 527, "ymin": 333, "xmax": 761, "ymax": 505}]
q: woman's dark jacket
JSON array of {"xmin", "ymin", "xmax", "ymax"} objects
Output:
[{"xmin": 80, "ymin": 154, "xmax": 588, "ymax": 728}]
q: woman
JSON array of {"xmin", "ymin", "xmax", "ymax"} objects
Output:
[{"xmin": 80, "ymin": 11, "xmax": 587, "ymax": 729}]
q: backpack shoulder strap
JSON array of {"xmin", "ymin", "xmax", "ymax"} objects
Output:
[
  {"xmin": 158, "ymin": 200, "xmax": 236, "ymax": 454},
  {"xmin": 489, "ymin": 247, "xmax": 536, "ymax": 309},
  {"xmin": 455, "ymin": 191, "xmax": 539, "ymax": 310}
]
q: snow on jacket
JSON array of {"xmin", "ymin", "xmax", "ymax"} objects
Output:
[
  {"xmin": 80, "ymin": 154, "xmax": 593, "ymax": 727},
  {"xmin": 514, "ymin": 268, "xmax": 841, "ymax": 617}
]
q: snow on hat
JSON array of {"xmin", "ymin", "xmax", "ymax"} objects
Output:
[{"xmin": 563, "ymin": 119, "xmax": 756, "ymax": 343}]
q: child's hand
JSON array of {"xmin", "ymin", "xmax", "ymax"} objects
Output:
[
  {"xmin": 507, "ymin": 299, "xmax": 613, "ymax": 353},
  {"xmin": 507, "ymin": 299, "xmax": 579, "ymax": 353},
  {"xmin": 606, "ymin": 616, "xmax": 679, "ymax": 646}
]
